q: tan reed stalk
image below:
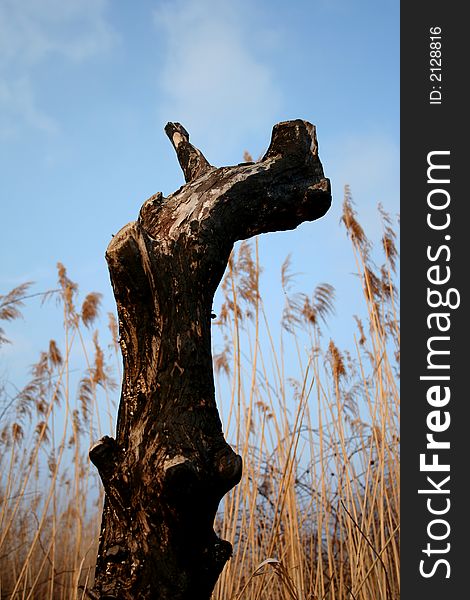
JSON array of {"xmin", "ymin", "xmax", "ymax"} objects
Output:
[{"xmin": 1, "ymin": 188, "xmax": 399, "ymax": 599}]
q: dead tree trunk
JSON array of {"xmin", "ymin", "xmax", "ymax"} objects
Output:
[{"xmin": 89, "ymin": 120, "xmax": 331, "ymax": 600}]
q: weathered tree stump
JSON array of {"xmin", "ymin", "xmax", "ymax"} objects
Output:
[{"xmin": 89, "ymin": 120, "xmax": 331, "ymax": 599}]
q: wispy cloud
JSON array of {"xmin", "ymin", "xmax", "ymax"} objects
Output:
[
  {"xmin": 0, "ymin": 77, "xmax": 58, "ymax": 139},
  {"xmin": 0, "ymin": 0, "xmax": 117, "ymax": 138},
  {"xmin": 153, "ymin": 0, "xmax": 282, "ymax": 160},
  {"xmin": 326, "ymin": 132, "xmax": 399, "ymax": 237}
]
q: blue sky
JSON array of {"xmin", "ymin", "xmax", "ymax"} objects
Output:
[{"xmin": 0, "ymin": 0, "xmax": 399, "ymax": 384}]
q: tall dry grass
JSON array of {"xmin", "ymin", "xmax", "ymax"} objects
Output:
[
  {"xmin": 0, "ymin": 187, "xmax": 399, "ymax": 599},
  {"xmin": 0, "ymin": 266, "xmax": 118, "ymax": 599},
  {"xmin": 211, "ymin": 187, "xmax": 399, "ymax": 600}
]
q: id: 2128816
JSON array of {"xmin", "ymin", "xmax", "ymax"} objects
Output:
[{"xmin": 429, "ymin": 26, "xmax": 443, "ymax": 105}]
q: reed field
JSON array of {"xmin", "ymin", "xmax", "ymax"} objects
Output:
[{"xmin": 0, "ymin": 189, "xmax": 399, "ymax": 599}]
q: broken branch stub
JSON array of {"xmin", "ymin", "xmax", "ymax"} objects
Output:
[{"xmin": 89, "ymin": 119, "xmax": 331, "ymax": 600}]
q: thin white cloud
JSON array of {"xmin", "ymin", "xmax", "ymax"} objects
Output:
[
  {"xmin": 153, "ymin": 0, "xmax": 282, "ymax": 160},
  {"xmin": 326, "ymin": 132, "xmax": 399, "ymax": 238},
  {"xmin": 0, "ymin": 77, "xmax": 58, "ymax": 139},
  {"xmin": 0, "ymin": 0, "xmax": 117, "ymax": 138}
]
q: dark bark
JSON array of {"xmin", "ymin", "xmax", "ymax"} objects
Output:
[{"xmin": 89, "ymin": 120, "xmax": 331, "ymax": 600}]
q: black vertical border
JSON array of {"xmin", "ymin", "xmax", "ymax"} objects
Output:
[{"xmin": 401, "ymin": 3, "xmax": 467, "ymax": 599}]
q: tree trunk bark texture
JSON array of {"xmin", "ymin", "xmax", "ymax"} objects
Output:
[{"xmin": 89, "ymin": 120, "xmax": 331, "ymax": 599}]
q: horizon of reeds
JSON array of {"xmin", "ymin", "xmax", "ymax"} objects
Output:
[{"xmin": 0, "ymin": 187, "xmax": 399, "ymax": 599}]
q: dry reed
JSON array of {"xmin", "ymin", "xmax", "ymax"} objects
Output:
[{"xmin": 0, "ymin": 188, "xmax": 399, "ymax": 599}]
